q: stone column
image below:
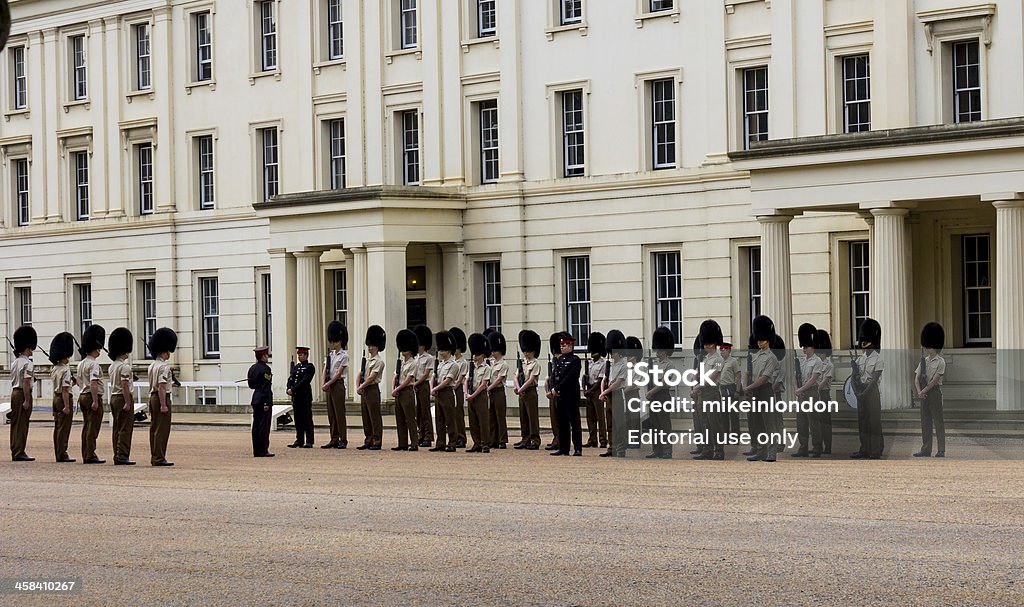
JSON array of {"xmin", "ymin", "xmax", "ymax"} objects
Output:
[
  {"xmin": 757, "ymin": 213, "xmax": 794, "ymax": 345},
  {"xmin": 349, "ymin": 246, "xmax": 368, "ymax": 402},
  {"xmin": 870, "ymin": 207, "xmax": 912, "ymax": 410},
  {"xmin": 295, "ymin": 250, "xmax": 325, "ymax": 389},
  {"xmin": 425, "ymin": 244, "xmax": 444, "ymax": 329},
  {"xmin": 365, "ymin": 243, "xmax": 408, "ymax": 398},
  {"xmin": 990, "ymin": 197, "xmax": 1024, "ymax": 410},
  {"xmin": 441, "ymin": 243, "xmax": 467, "ymax": 329},
  {"xmin": 269, "ymin": 249, "xmax": 296, "ymax": 397}
]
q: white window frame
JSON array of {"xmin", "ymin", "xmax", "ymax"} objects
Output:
[
  {"xmin": 649, "ymin": 0, "xmax": 673, "ymax": 12},
  {"xmin": 137, "ymin": 142, "xmax": 154, "ymax": 215},
  {"xmin": 841, "ymin": 54, "xmax": 871, "ymax": 133},
  {"xmin": 70, "ymin": 34, "xmax": 88, "ymax": 101},
  {"xmin": 563, "ymin": 255, "xmax": 591, "ymax": 349},
  {"xmin": 259, "ymin": 0, "xmax": 277, "ymax": 72},
  {"xmin": 333, "ymin": 269, "xmax": 348, "ymax": 324},
  {"xmin": 951, "ymin": 39, "xmax": 982, "ymax": 124},
  {"xmin": 741, "ymin": 65, "xmax": 769, "ymax": 150},
  {"xmin": 76, "ymin": 283, "xmax": 93, "ymax": 340},
  {"xmin": 477, "ymin": 0, "xmax": 496, "ymax": 38},
  {"xmin": 400, "ymin": 0, "xmax": 418, "ymax": 49},
  {"xmin": 653, "ymin": 250, "xmax": 682, "ymax": 346},
  {"xmin": 561, "ymin": 89, "xmax": 585, "ymax": 177},
  {"xmin": 196, "ymin": 134, "xmax": 216, "ymax": 209},
  {"xmin": 651, "ymin": 78, "xmax": 676, "ymax": 169},
  {"xmin": 400, "ymin": 110, "xmax": 420, "ymax": 185},
  {"xmin": 260, "ymin": 126, "xmax": 279, "ymax": 201},
  {"xmin": 16, "ymin": 285, "xmax": 32, "ymax": 327},
  {"xmin": 11, "ymin": 45, "xmax": 27, "ymax": 110},
  {"xmin": 199, "ymin": 275, "xmax": 220, "ymax": 359},
  {"xmin": 482, "ymin": 260, "xmax": 501, "ymax": 332},
  {"xmin": 560, "ymin": 0, "xmax": 583, "ymax": 25},
  {"xmin": 134, "ymin": 22, "xmax": 152, "ymax": 92},
  {"xmin": 328, "ymin": 118, "xmax": 346, "ymax": 189},
  {"xmin": 327, "ymin": 0, "xmax": 344, "ymax": 59},
  {"xmin": 73, "ymin": 150, "xmax": 90, "ymax": 221},
  {"xmin": 962, "ymin": 233, "xmax": 992, "ymax": 345},
  {"xmin": 194, "ymin": 10, "xmax": 214, "ymax": 83},
  {"xmin": 479, "ymin": 100, "xmax": 499, "ymax": 184},
  {"xmin": 13, "ymin": 158, "xmax": 30, "ymax": 227},
  {"xmin": 139, "ymin": 277, "xmax": 157, "ymax": 358},
  {"xmin": 257, "ymin": 269, "xmax": 272, "ymax": 351},
  {"xmin": 849, "ymin": 239, "xmax": 870, "ymax": 346}
]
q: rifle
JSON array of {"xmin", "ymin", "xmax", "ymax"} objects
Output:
[
  {"xmin": 917, "ymin": 354, "xmax": 927, "ymax": 402},
  {"xmin": 467, "ymin": 359, "xmax": 476, "ymax": 394},
  {"xmin": 850, "ymin": 349, "xmax": 864, "ymax": 396},
  {"xmin": 796, "ymin": 353, "xmax": 804, "ymax": 397},
  {"xmin": 433, "ymin": 354, "xmax": 439, "ymax": 390},
  {"xmin": 517, "ymin": 350, "xmax": 525, "ymax": 386},
  {"xmin": 358, "ymin": 349, "xmax": 367, "ymax": 385},
  {"xmin": 394, "ymin": 356, "xmax": 401, "ymax": 390}
]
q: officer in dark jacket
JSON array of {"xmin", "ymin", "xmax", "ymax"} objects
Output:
[
  {"xmin": 248, "ymin": 346, "xmax": 274, "ymax": 457},
  {"xmin": 549, "ymin": 332, "xmax": 583, "ymax": 456},
  {"xmin": 287, "ymin": 346, "xmax": 316, "ymax": 448}
]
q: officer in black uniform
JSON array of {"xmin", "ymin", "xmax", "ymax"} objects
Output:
[
  {"xmin": 549, "ymin": 332, "xmax": 583, "ymax": 456},
  {"xmin": 287, "ymin": 346, "xmax": 316, "ymax": 448},
  {"xmin": 248, "ymin": 346, "xmax": 274, "ymax": 457}
]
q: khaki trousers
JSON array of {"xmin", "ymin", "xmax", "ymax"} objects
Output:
[
  {"xmin": 548, "ymin": 393, "xmax": 560, "ymax": 448},
  {"xmin": 394, "ymin": 386, "xmax": 419, "ymax": 448},
  {"xmin": 326, "ymin": 380, "xmax": 347, "ymax": 446},
  {"xmin": 435, "ymin": 387, "xmax": 458, "ymax": 448},
  {"xmin": 488, "ymin": 388, "xmax": 508, "ymax": 446},
  {"xmin": 519, "ymin": 388, "xmax": 541, "ymax": 447},
  {"xmin": 52, "ymin": 395, "xmax": 73, "ymax": 461},
  {"xmin": 148, "ymin": 394, "xmax": 172, "ymax": 464},
  {"xmin": 360, "ymin": 384, "xmax": 383, "ymax": 446},
  {"xmin": 468, "ymin": 394, "xmax": 491, "ymax": 449},
  {"xmin": 415, "ymin": 382, "xmax": 433, "ymax": 442},
  {"xmin": 454, "ymin": 388, "xmax": 467, "ymax": 445},
  {"xmin": 584, "ymin": 388, "xmax": 607, "ymax": 446},
  {"xmin": 110, "ymin": 394, "xmax": 135, "ymax": 461},
  {"xmin": 79, "ymin": 392, "xmax": 104, "ymax": 461},
  {"xmin": 9, "ymin": 388, "xmax": 30, "ymax": 459}
]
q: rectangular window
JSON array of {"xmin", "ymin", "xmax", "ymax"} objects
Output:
[
  {"xmin": 137, "ymin": 143, "xmax": 154, "ymax": 215},
  {"xmin": 479, "ymin": 100, "xmax": 499, "ymax": 184},
  {"xmin": 71, "ymin": 35, "xmax": 87, "ymax": 101},
  {"xmin": 564, "ymin": 255, "xmax": 591, "ymax": 348},
  {"xmin": 401, "ymin": 110, "xmax": 420, "ymax": 185},
  {"xmin": 260, "ymin": 0, "xmax": 277, "ymax": 71},
  {"xmin": 478, "ymin": 0, "xmax": 496, "ymax": 37},
  {"xmin": 849, "ymin": 240, "xmax": 870, "ymax": 345},
  {"xmin": 329, "ymin": 119, "xmax": 346, "ymax": 189},
  {"xmin": 650, "ymin": 0, "xmax": 673, "ymax": 12},
  {"xmin": 651, "ymin": 78, "xmax": 676, "ymax": 169},
  {"xmin": 196, "ymin": 387, "xmax": 218, "ymax": 405},
  {"xmin": 14, "ymin": 159, "xmax": 29, "ymax": 227},
  {"xmin": 952, "ymin": 40, "xmax": 981, "ymax": 124},
  {"xmin": 482, "ymin": 260, "xmax": 501, "ymax": 331},
  {"xmin": 11, "ymin": 46, "xmax": 27, "ymax": 110},
  {"xmin": 842, "ymin": 55, "xmax": 870, "ymax": 133},
  {"xmin": 333, "ymin": 269, "xmax": 348, "ymax": 324},
  {"xmin": 400, "ymin": 0, "xmax": 418, "ymax": 49},
  {"xmin": 748, "ymin": 246, "xmax": 762, "ymax": 323},
  {"xmin": 200, "ymin": 277, "xmax": 220, "ymax": 358},
  {"xmin": 260, "ymin": 127, "xmax": 279, "ymax": 201},
  {"xmin": 197, "ymin": 135, "xmax": 215, "ymax": 209},
  {"xmin": 742, "ymin": 66, "xmax": 769, "ymax": 150},
  {"xmin": 560, "ymin": 0, "xmax": 582, "ymax": 25},
  {"xmin": 16, "ymin": 286, "xmax": 32, "ymax": 326},
  {"xmin": 261, "ymin": 272, "xmax": 272, "ymax": 351},
  {"xmin": 963, "ymin": 234, "xmax": 992, "ymax": 344},
  {"xmin": 73, "ymin": 151, "xmax": 90, "ymax": 221},
  {"xmin": 141, "ymin": 279, "xmax": 157, "ymax": 357},
  {"xmin": 134, "ymin": 23, "xmax": 151, "ymax": 91},
  {"xmin": 76, "ymin": 284, "xmax": 93, "ymax": 339},
  {"xmin": 562, "ymin": 89, "xmax": 585, "ymax": 177},
  {"xmin": 654, "ymin": 251, "xmax": 682, "ymax": 345},
  {"xmin": 195, "ymin": 11, "xmax": 213, "ymax": 82},
  {"xmin": 328, "ymin": 0, "xmax": 344, "ymax": 59}
]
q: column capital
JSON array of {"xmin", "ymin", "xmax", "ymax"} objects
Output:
[
  {"xmin": 981, "ymin": 192, "xmax": 1024, "ymax": 203},
  {"xmin": 869, "ymin": 207, "xmax": 910, "ymax": 218},
  {"xmin": 293, "ymin": 249, "xmax": 325, "ymax": 259},
  {"xmin": 364, "ymin": 241, "xmax": 409, "ymax": 253},
  {"xmin": 991, "ymin": 199, "xmax": 1024, "ymax": 211},
  {"xmin": 755, "ymin": 212, "xmax": 796, "ymax": 225}
]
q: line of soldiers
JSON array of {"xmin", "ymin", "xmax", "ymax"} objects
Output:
[{"xmin": 7, "ymin": 324, "xmax": 177, "ymax": 466}]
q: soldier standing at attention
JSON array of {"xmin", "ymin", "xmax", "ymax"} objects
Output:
[
  {"xmin": 792, "ymin": 323, "xmax": 823, "ymax": 458},
  {"xmin": 107, "ymin": 328, "xmax": 137, "ymax": 465},
  {"xmin": 814, "ymin": 329, "xmax": 834, "ymax": 454},
  {"xmin": 719, "ymin": 343, "xmax": 742, "ymax": 436},
  {"xmin": 599, "ymin": 330, "xmax": 628, "ymax": 458},
  {"xmin": 248, "ymin": 346, "xmax": 274, "ymax": 458},
  {"xmin": 357, "ymin": 326, "xmax": 386, "ymax": 450},
  {"xmin": 49, "ymin": 333, "xmax": 76, "ymax": 463},
  {"xmin": 287, "ymin": 346, "xmax": 316, "ymax": 448},
  {"xmin": 486, "ymin": 331, "xmax": 510, "ymax": 449},
  {"xmin": 544, "ymin": 332, "xmax": 562, "ymax": 452},
  {"xmin": 851, "ymin": 318, "xmax": 884, "ymax": 460},
  {"xmin": 9, "ymin": 325, "xmax": 37, "ymax": 462},
  {"xmin": 743, "ymin": 316, "xmax": 780, "ymax": 462},
  {"xmin": 583, "ymin": 332, "xmax": 607, "ymax": 449},
  {"xmin": 321, "ymin": 321, "xmax": 349, "ymax": 449},
  {"xmin": 430, "ymin": 331, "xmax": 459, "ymax": 452},
  {"xmin": 413, "ymin": 325, "xmax": 435, "ymax": 448},
  {"xmin": 147, "ymin": 328, "xmax": 177, "ymax": 467},
  {"xmin": 644, "ymin": 327, "xmax": 677, "ymax": 459},
  {"xmin": 465, "ymin": 333, "xmax": 492, "ymax": 453},
  {"xmin": 549, "ymin": 332, "xmax": 583, "ymax": 457},
  {"xmin": 914, "ymin": 322, "xmax": 946, "ymax": 458},
  {"xmin": 77, "ymin": 325, "xmax": 106, "ymax": 464},
  {"xmin": 392, "ymin": 329, "xmax": 420, "ymax": 451},
  {"xmin": 449, "ymin": 327, "xmax": 469, "ymax": 449},
  {"xmin": 513, "ymin": 330, "xmax": 542, "ymax": 450},
  {"xmin": 692, "ymin": 321, "xmax": 725, "ymax": 461}
]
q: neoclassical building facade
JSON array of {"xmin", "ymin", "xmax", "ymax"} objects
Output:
[{"xmin": 1, "ymin": 0, "xmax": 1022, "ymax": 410}]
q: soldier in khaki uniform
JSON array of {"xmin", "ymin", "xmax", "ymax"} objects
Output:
[
  {"xmin": 544, "ymin": 332, "xmax": 562, "ymax": 452},
  {"xmin": 513, "ymin": 330, "xmax": 542, "ymax": 450},
  {"xmin": 49, "ymin": 332, "xmax": 76, "ymax": 462},
  {"xmin": 147, "ymin": 327, "xmax": 177, "ymax": 466},
  {"xmin": 486, "ymin": 331, "xmax": 510, "ymax": 449},
  {"xmin": 412, "ymin": 325, "xmax": 434, "ymax": 448},
  {"xmin": 465, "ymin": 333, "xmax": 491, "ymax": 453},
  {"xmin": 107, "ymin": 327, "xmax": 137, "ymax": 465},
  {"xmin": 76, "ymin": 324, "xmax": 106, "ymax": 464},
  {"xmin": 851, "ymin": 318, "xmax": 884, "ymax": 459},
  {"xmin": 583, "ymin": 332, "xmax": 607, "ymax": 448},
  {"xmin": 814, "ymin": 329, "xmax": 835, "ymax": 454},
  {"xmin": 356, "ymin": 325, "xmax": 386, "ymax": 450},
  {"xmin": 914, "ymin": 322, "xmax": 947, "ymax": 458},
  {"xmin": 792, "ymin": 323, "xmax": 823, "ymax": 458},
  {"xmin": 719, "ymin": 343, "xmax": 742, "ymax": 436},
  {"xmin": 430, "ymin": 331, "xmax": 459, "ymax": 452},
  {"xmin": 392, "ymin": 329, "xmax": 420, "ymax": 451},
  {"xmin": 691, "ymin": 321, "xmax": 725, "ymax": 460},
  {"xmin": 644, "ymin": 327, "xmax": 677, "ymax": 459},
  {"xmin": 9, "ymin": 325, "xmax": 37, "ymax": 462},
  {"xmin": 599, "ymin": 330, "xmax": 628, "ymax": 458},
  {"xmin": 449, "ymin": 327, "xmax": 469, "ymax": 449},
  {"xmin": 742, "ymin": 316, "xmax": 780, "ymax": 462},
  {"xmin": 322, "ymin": 321, "xmax": 349, "ymax": 449}
]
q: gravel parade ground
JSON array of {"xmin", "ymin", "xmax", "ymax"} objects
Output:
[{"xmin": 2, "ymin": 425, "xmax": 1022, "ymax": 606}]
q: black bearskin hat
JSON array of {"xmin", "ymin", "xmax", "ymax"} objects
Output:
[
  {"xmin": 49, "ymin": 332, "xmax": 75, "ymax": 365},
  {"xmin": 751, "ymin": 315, "xmax": 775, "ymax": 342},
  {"xmin": 699, "ymin": 320, "xmax": 723, "ymax": 347},
  {"xmin": 365, "ymin": 325, "xmax": 386, "ymax": 350},
  {"xmin": 625, "ymin": 336, "xmax": 643, "ymax": 357},
  {"xmin": 771, "ymin": 334, "xmax": 787, "ymax": 362},
  {"xmin": 519, "ymin": 330, "xmax": 541, "ymax": 355},
  {"xmin": 413, "ymin": 325, "xmax": 433, "ymax": 351},
  {"xmin": 327, "ymin": 320, "xmax": 349, "ymax": 349},
  {"xmin": 469, "ymin": 333, "xmax": 490, "ymax": 357},
  {"xmin": 652, "ymin": 326, "xmax": 675, "ymax": 353},
  {"xmin": 814, "ymin": 329, "xmax": 833, "ymax": 355},
  {"xmin": 107, "ymin": 327, "xmax": 134, "ymax": 359},
  {"xmin": 396, "ymin": 329, "xmax": 418, "ymax": 354},
  {"xmin": 79, "ymin": 324, "xmax": 106, "ymax": 357},
  {"xmin": 148, "ymin": 327, "xmax": 178, "ymax": 356},
  {"xmin": 858, "ymin": 318, "xmax": 881, "ymax": 350},
  {"xmin": 548, "ymin": 332, "xmax": 561, "ymax": 356},
  {"xmin": 488, "ymin": 331, "xmax": 507, "ymax": 356},
  {"xmin": 449, "ymin": 327, "xmax": 467, "ymax": 353},
  {"xmin": 587, "ymin": 332, "xmax": 606, "ymax": 356},
  {"xmin": 693, "ymin": 335, "xmax": 704, "ymax": 358},
  {"xmin": 921, "ymin": 322, "xmax": 944, "ymax": 351},
  {"xmin": 798, "ymin": 323, "xmax": 817, "ymax": 348},
  {"xmin": 13, "ymin": 325, "xmax": 36, "ymax": 354},
  {"xmin": 606, "ymin": 330, "xmax": 626, "ymax": 354},
  {"xmin": 436, "ymin": 330, "xmax": 456, "ymax": 354}
]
